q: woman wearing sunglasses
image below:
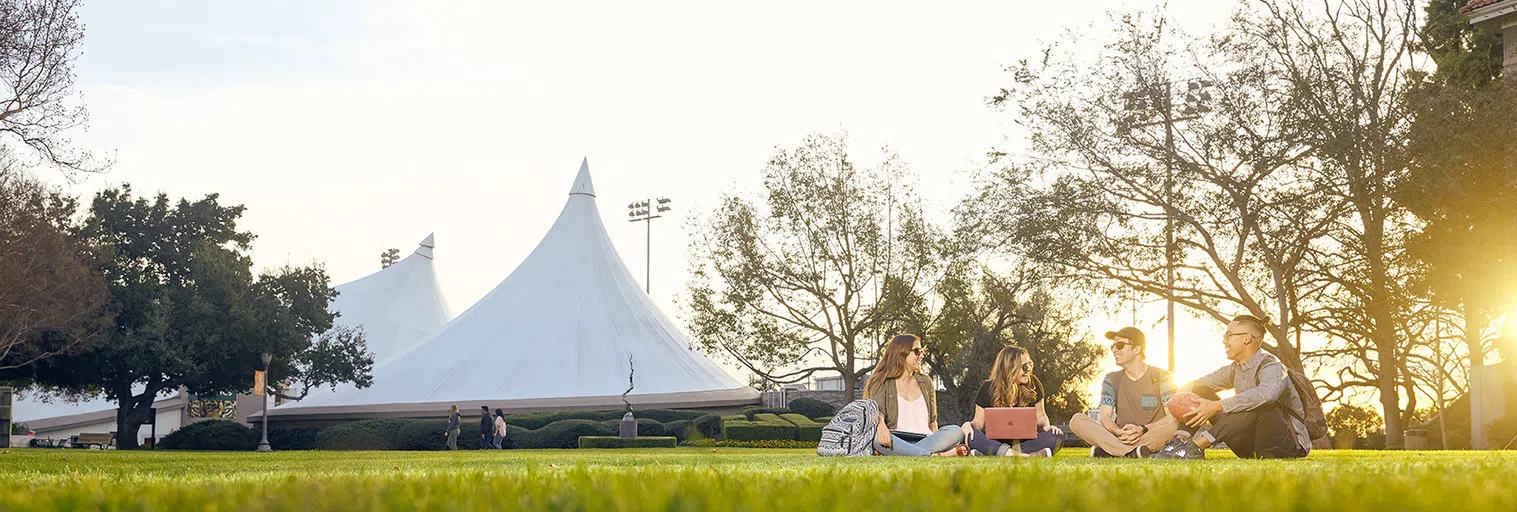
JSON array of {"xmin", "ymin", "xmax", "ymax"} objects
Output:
[
  {"xmin": 862, "ymin": 334, "xmax": 967, "ymax": 456},
  {"xmin": 964, "ymin": 346, "xmax": 1063, "ymax": 457}
]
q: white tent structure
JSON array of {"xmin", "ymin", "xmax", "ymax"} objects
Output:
[
  {"xmin": 265, "ymin": 159, "xmax": 757, "ymax": 424},
  {"xmin": 331, "ymin": 234, "xmax": 453, "ymax": 366}
]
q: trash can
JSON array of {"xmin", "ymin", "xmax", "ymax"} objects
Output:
[{"xmin": 1404, "ymin": 428, "xmax": 1429, "ymax": 450}]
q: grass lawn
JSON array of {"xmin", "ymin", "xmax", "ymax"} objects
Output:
[{"xmin": 1, "ymin": 447, "xmax": 1513, "ymax": 511}]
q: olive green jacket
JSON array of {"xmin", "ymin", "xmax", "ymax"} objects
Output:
[{"xmin": 866, "ymin": 374, "xmax": 937, "ymax": 430}]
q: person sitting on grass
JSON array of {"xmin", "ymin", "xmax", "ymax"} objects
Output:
[
  {"xmin": 962, "ymin": 345, "xmax": 1063, "ymax": 457},
  {"xmin": 1068, "ymin": 327, "xmax": 1179, "ymax": 458},
  {"xmin": 1151, "ymin": 315, "xmax": 1311, "ymax": 460},
  {"xmin": 863, "ymin": 334, "xmax": 967, "ymax": 456}
]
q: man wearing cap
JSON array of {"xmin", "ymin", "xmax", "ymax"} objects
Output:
[{"xmin": 1068, "ymin": 326, "xmax": 1179, "ymax": 458}]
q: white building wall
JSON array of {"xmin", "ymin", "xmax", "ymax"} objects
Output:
[{"xmin": 28, "ymin": 407, "xmax": 184, "ymax": 446}]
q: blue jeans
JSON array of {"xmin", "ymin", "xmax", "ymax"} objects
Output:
[
  {"xmin": 967, "ymin": 428, "xmax": 1063, "ymax": 456},
  {"xmin": 873, "ymin": 425, "xmax": 964, "ymax": 456}
]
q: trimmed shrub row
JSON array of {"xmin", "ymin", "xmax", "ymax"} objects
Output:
[
  {"xmin": 577, "ymin": 436, "xmax": 678, "ymax": 449},
  {"xmin": 721, "ymin": 413, "xmax": 833, "ymax": 442},
  {"xmin": 312, "ymin": 413, "xmax": 722, "ymax": 450}
]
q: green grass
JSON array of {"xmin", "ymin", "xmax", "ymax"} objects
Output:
[{"xmin": 0, "ymin": 448, "xmax": 1513, "ymax": 511}]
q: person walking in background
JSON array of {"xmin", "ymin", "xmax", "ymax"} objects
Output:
[
  {"xmin": 479, "ymin": 406, "xmax": 493, "ymax": 449},
  {"xmin": 492, "ymin": 409, "xmax": 508, "ymax": 449},
  {"xmin": 444, "ymin": 405, "xmax": 462, "ymax": 450}
]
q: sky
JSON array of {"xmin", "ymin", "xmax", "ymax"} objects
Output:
[{"xmin": 46, "ymin": 0, "xmax": 1245, "ymax": 392}]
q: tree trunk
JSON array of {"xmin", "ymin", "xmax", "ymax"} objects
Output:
[
  {"xmin": 1365, "ymin": 221, "xmax": 1404, "ymax": 449},
  {"xmin": 113, "ymin": 393, "xmax": 155, "ymax": 450},
  {"xmin": 1464, "ymin": 301, "xmax": 1488, "ymax": 450}
]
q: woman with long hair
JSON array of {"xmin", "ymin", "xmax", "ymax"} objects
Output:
[
  {"xmin": 444, "ymin": 404, "xmax": 461, "ymax": 450},
  {"xmin": 964, "ymin": 345, "xmax": 1063, "ymax": 457},
  {"xmin": 863, "ymin": 334, "xmax": 966, "ymax": 456},
  {"xmin": 492, "ymin": 408, "xmax": 508, "ymax": 449}
]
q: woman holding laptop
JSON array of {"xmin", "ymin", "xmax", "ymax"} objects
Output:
[
  {"xmin": 863, "ymin": 334, "xmax": 967, "ymax": 456},
  {"xmin": 964, "ymin": 346, "xmax": 1064, "ymax": 457}
]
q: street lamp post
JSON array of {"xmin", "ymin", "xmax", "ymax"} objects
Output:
[
  {"xmin": 257, "ymin": 352, "xmax": 272, "ymax": 452},
  {"xmin": 627, "ymin": 197, "xmax": 673, "ymax": 294},
  {"xmin": 1122, "ymin": 78, "xmax": 1214, "ymax": 373}
]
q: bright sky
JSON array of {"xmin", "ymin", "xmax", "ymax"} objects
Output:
[{"xmin": 48, "ymin": 0, "xmax": 1244, "ymax": 394}]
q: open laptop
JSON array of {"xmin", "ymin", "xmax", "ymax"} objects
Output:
[{"xmin": 983, "ymin": 407, "xmax": 1039, "ymax": 440}]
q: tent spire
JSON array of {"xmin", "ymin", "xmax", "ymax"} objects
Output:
[
  {"xmin": 415, "ymin": 233, "xmax": 435, "ymax": 260},
  {"xmin": 569, "ymin": 158, "xmax": 595, "ymax": 197}
]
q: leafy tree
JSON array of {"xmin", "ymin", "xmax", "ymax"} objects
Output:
[
  {"xmin": 1328, "ymin": 403, "xmax": 1386, "ymax": 449},
  {"xmin": 21, "ymin": 186, "xmax": 372, "ymax": 448},
  {"xmin": 685, "ymin": 132, "xmax": 945, "ymax": 400}
]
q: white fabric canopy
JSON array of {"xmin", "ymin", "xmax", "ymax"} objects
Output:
[
  {"xmin": 278, "ymin": 159, "xmax": 749, "ymax": 412},
  {"xmin": 331, "ymin": 234, "xmax": 453, "ymax": 366}
]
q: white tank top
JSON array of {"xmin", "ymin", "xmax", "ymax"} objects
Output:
[{"xmin": 896, "ymin": 394, "xmax": 931, "ymax": 435}]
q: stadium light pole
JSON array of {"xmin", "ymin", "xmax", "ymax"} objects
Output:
[
  {"xmin": 627, "ymin": 197, "xmax": 673, "ymax": 294},
  {"xmin": 1121, "ymin": 78, "xmax": 1214, "ymax": 373}
]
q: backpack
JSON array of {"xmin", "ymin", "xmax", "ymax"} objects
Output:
[
  {"xmin": 817, "ymin": 399, "xmax": 880, "ymax": 457},
  {"xmin": 1256, "ymin": 362, "xmax": 1329, "ymax": 441}
]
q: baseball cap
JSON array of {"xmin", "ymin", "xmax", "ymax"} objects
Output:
[{"xmin": 1104, "ymin": 327, "xmax": 1146, "ymax": 346}]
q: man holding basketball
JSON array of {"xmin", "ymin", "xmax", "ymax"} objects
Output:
[
  {"xmin": 1068, "ymin": 327, "xmax": 1179, "ymax": 458},
  {"xmin": 1151, "ymin": 315, "xmax": 1311, "ymax": 460}
]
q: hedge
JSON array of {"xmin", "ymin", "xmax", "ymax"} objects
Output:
[
  {"xmin": 723, "ymin": 413, "xmax": 796, "ymax": 442},
  {"xmin": 787, "ymin": 397, "xmax": 837, "ymax": 419},
  {"xmin": 159, "ymin": 420, "xmax": 259, "ymax": 451},
  {"xmin": 692, "ymin": 414, "xmax": 723, "ymax": 440},
  {"xmin": 577, "ymin": 436, "xmax": 678, "ymax": 448},
  {"xmin": 504, "ymin": 409, "xmax": 707, "ymax": 430},
  {"xmin": 314, "ymin": 418, "xmax": 413, "ymax": 450},
  {"xmin": 267, "ymin": 427, "xmax": 319, "ymax": 451},
  {"xmin": 397, "ymin": 420, "xmax": 451, "ymax": 451},
  {"xmin": 740, "ymin": 406, "xmax": 791, "ymax": 420},
  {"xmin": 780, "ymin": 413, "xmax": 825, "ymax": 442}
]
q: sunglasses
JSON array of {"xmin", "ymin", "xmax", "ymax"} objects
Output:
[
  {"xmin": 1110, "ymin": 342, "xmax": 1133, "ymax": 351},
  {"xmin": 1020, "ymin": 362, "xmax": 1034, "ymax": 372},
  {"xmin": 910, "ymin": 347, "xmax": 924, "ymax": 356}
]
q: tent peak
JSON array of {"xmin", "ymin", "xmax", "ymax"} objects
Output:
[
  {"xmin": 569, "ymin": 158, "xmax": 595, "ymax": 197},
  {"xmin": 415, "ymin": 233, "xmax": 435, "ymax": 259}
]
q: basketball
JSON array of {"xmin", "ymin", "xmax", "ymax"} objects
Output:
[{"xmin": 1167, "ymin": 392, "xmax": 1201, "ymax": 419}]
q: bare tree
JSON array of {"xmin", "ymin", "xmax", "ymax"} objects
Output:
[
  {"xmin": 1237, "ymin": 0, "xmax": 1426, "ymax": 448},
  {"xmin": 0, "ymin": 0, "xmax": 103, "ymax": 175},
  {"xmin": 0, "ymin": 161, "xmax": 108, "ymax": 371}
]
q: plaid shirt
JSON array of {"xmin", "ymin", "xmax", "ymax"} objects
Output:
[{"xmin": 1190, "ymin": 351, "xmax": 1312, "ymax": 453}]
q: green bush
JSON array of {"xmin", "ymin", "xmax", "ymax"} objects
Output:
[
  {"xmin": 815, "ymin": 417, "xmax": 832, "ymax": 424},
  {"xmin": 577, "ymin": 436, "xmax": 678, "ymax": 448},
  {"xmin": 634, "ymin": 418, "xmax": 665, "ymax": 437},
  {"xmin": 723, "ymin": 414, "xmax": 797, "ymax": 442},
  {"xmin": 523, "ymin": 419, "xmax": 615, "ymax": 449},
  {"xmin": 787, "ymin": 398, "xmax": 837, "ymax": 419},
  {"xmin": 267, "ymin": 427, "xmax": 319, "ymax": 451},
  {"xmin": 629, "ymin": 410, "xmax": 707, "ymax": 423},
  {"xmin": 780, "ymin": 413, "xmax": 825, "ymax": 442},
  {"xmin": 315, "ymin": 419, "xmax": 413, "ymax": 450},
  {"xmin": 740, "ymin": 406, "xmax": 791, "ymax": 420},
  {"xmin": 159, "ymin": 420, "xmax": 259, "ymax": 451},
  {"xmin": 692, "ymin": 414, "xmax": 723, "ymax": 440},
  {"xmin": 396, "ymin": 420, "xmax": 451, "ymax": 451},
  {"xmin": 663, "ymin": 420, "xmax": 692, "ymax": 441}
]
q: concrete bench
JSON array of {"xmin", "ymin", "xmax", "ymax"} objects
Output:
[{"xmin": 73, "ymin": 433, "xmax": 114, "ymax": 448}]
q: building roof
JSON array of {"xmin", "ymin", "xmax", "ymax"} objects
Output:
[
  {"xmin": 1461, "ymin": 0, "xmax": 1512, "ymax": 14},
  {"xmin": 269, "ymin": 159, "xmax": 754, "ymax": 419}
]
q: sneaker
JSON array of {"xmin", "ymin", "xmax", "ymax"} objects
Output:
[
  {"xmin": 1125, "ymin": 445, "xmax": 1152, "ymax": 459},
  {"xmin": 1026, "ymin": 448, "xmax": 1053, "ymax": 458},
  {"xmin": 1091, "ymin": 447, "xmax": 1116, "ymax": 458},
  {"xmin": 1151, "ymin": 437, "xmax": 1205, "ymax": 460}
]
